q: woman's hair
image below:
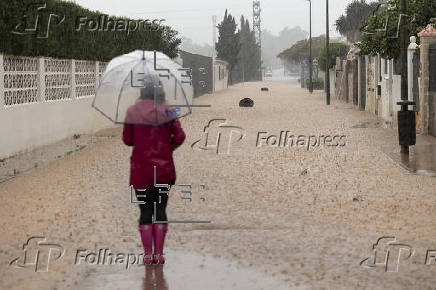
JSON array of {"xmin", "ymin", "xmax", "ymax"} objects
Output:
[{"xmin": 139, "ymin": 79, "xmax": 165, "ymax": 101}]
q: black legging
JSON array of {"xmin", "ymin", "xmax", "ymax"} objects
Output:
[{"xmin": 136, "ymin": 180, "xmax": 175, "ymax": 225}]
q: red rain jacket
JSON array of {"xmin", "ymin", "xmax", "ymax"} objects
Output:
[{"xmin": 122, "ymin": 100, "xmax": 186, "ymax": 189}]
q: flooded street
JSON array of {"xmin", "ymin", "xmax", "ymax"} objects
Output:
[
  {"xmin": 77, "ymin": 251, "xmax": 293, "ymax": 290},
  {"xmin": 1, "ymin": 81, "xmax": 436, "ymax": 289}
]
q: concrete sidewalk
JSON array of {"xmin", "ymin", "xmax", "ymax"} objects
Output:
[{"xmin": 1, "ymin": 82, "xmax": 436, "ymax": 289}]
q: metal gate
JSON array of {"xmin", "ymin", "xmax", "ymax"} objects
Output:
[
  {"xmin": 359, "ymin": 57, "xmax": 366, "ymax": 110},
  {"xmin": 352, "ymin": 59, "xmax": 358, "ymax": 106}
]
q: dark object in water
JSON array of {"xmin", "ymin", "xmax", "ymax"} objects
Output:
[
  {"xmin": 239, "ymin": 98, "xmax": 254, "ymax": 107},
  {"xmin": 261, "ymin": 87, "xmax": 269, "ymax": 91}
]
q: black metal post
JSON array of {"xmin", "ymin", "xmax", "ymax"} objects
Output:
[
  {"xmin": 399, "ymin": 0, "xmax": 410, "ymax": 154},
  {"xmin": 309, "ymin": 0, "xmax": 313, "ymax": 93},
  {"xmin": 325, "ymin": 0, "xmax": 330, "ymax": 104}
]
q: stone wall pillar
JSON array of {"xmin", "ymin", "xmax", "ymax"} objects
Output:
[
  {"xmin": 37, "ymin": 57, "xmax": 45, "ymax": 102},
  {"xmin": 71, "ymin": 59, "xmax": 76, "ymax": 99},
  {"xmin": 94, "ymin": 61, "xmax": 99, "ymax": 92},
  {"xmin": 0, "ymin": 54, "xmax": 4, "ymax": 108},
  {"xmin": 418, "ymin": 24, "xmax": 436, "ymax": 136}
]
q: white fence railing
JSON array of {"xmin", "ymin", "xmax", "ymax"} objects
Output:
[
  {"xmin": 0, "ymin": 54, "xmax": 112, "ymax": 159},
  {"xmin": 0, "ymin": 54, "xmax": 107, "ymax": 106}
]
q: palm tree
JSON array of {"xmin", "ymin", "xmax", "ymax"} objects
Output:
[{"xmin": 335, "ymin": 0, "xmax": 378, "ymax": 43}]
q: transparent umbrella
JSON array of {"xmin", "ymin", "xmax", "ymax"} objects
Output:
[{"xmin": 92, "ymin": 50, "xmax": 193, "ymax": 126}]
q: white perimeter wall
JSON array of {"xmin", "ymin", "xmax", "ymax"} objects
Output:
[
  {"xmin": 0, "ymin": 54, "xmax": 114, "ymax": 159},
  {"xmin": 0, "ymin": 97, "xmax": 114, "ymax": 159}
]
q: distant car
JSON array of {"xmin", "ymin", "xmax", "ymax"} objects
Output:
[{"xmin": 265, "ymin": 71, "xmax": 273, "ymax": 77}]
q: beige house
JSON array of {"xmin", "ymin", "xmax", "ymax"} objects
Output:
[{"xmin": 331, "ymin": 24, "xmax": 436, "ymax": 138}]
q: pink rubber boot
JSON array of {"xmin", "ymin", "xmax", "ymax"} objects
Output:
[
  {"xmin": 138, "ymin": 224, "xmax": 154, "ymax": 265},
  {"xmin": 152, "ymin": 223, "xmax": 168, "ymax": 264}
]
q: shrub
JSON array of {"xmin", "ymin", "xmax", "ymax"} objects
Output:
[
  {"xmin": 0, "ymin": 0, "xmax": 181, "ymax": 61},
  {"xmin": 306, "ymin": 77, "xmax": 324, "ymax": 90}
]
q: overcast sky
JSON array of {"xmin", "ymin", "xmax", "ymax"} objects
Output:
[{"xmin": 73, "ymin": 0, "xmax": 355, "ymax": 45}]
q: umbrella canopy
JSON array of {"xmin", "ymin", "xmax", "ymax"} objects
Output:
[{"xmin": 92, "ymin": 50, "xmax": 193, "ymax": 126}]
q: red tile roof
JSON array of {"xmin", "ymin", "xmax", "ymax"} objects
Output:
[{"xmin": 418, "ymin": 24, "xmax": 436, "ymax": 36}]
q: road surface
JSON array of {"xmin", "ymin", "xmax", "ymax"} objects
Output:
[{"xmin": 1, "ymin": 81, "xmax": 436, "ymax": 289}]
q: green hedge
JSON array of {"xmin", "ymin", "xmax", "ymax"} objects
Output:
[
  {"xmin": 306, "ymin": 77, "xmax": 324, "ymax": 90},
  {"xmin": 0, "ymin": 0, "xmax": 181, "ymax": 61}
]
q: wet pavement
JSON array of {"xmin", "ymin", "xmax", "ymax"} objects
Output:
[
  {"xmin": 384, "ymin": 144, "xmax": 436, "ymax": 177},
  {"xmin": 77, "ymin": 251, "xmax": 293, "ymax": 290},
  {"xmin": 1, "ymin": 82, "xmax": 436, "ymax": 289}
]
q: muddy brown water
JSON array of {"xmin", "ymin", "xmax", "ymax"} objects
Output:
[{"xmin": 76, "ymin": 250, "xmax": 295, "ymax": 290}]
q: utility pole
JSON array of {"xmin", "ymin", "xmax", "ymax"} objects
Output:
[
  {"xmin": 253, "ymin": 1, "xmax": 262, "ymax": 80},
  {"xmin": 400, "ymin": 0, "xmax": 408, "ymax": 103},
  {"xmin": 212, "ymin": 15, "xmax": 217, "ymax": 93},
  {"xmin": 308, "ymin": 0, "xmax": 313, "ymax": 93},
  {"xmin": 399, "ymin": 0, "xmax": 409, "ymax": 154},
  {"xmin": 325, "ymin": 0, "xmax": 330, "ymax": 104},
  {"xmin": 396, "ymin": 0, "xmax": 416, "ymax": 155}
]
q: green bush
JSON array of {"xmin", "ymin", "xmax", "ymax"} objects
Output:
[
  {"xmin": 318, "ymin": 43, "xmax": 348, "ymax": 72},
  {"xmin": 306, "ymin": 77, "xmax": 324, "ymax": 90},
  {"xmin": 0, "ymin": 0, "xmax": 181, "ymax": 61}
]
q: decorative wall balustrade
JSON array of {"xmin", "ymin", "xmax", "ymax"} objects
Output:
[
  {"xmin": 75, "ymin": 60, "xmax": 96, "ymax": 98},
  {"xmin": 0, "ymin": 54, "xmax": 107, "ymax": 107},
  {"xmin": 3, "ymin": 55, "xmax": 38, "ymax": 106},
  {"xmin": 45, "ymin": 58, "xmax": 72, "ymax": 101}
]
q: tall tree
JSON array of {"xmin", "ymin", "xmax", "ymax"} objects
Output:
[
  {"xmin": 216, "ymin": 10, "xmax": 240, "ymax": 84},
  {"xmin": 278, "ymin": 35, "xmax": 328, "ymax": 64},
  {"xmin": 234, "ymin": 16, "xmax": 261, "ymax": 82},
  {"xmin": 318, "ymin": 42, "xmax": 348, "ymax": 72},
  {"xmin": 246, "ymin": 19, "xmax": 262, "ymax": 81},
  {"xmin": 335, "ymin": 0, "xmax": 378, "ymax": 43}
]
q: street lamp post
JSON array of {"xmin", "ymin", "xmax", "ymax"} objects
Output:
[
  {"xmin": 400, "ymin": 0, "xmax": 408, "ymax": 104},
  {"xmin": 399, "ymin": 0, "xmax": 409, "ymax": 154},
  {"xmin": 326, "ymin": 0, "xmax": 330, "ymax": 104},
  {"xmin": 308, "ymin": 0, "xmax": 313, "ymax": 93},
  {"xmin": 212, "ymin": 15, "xmax": 217, "ymax": 93},
  {"xmin": 396, "ymin": 0, "xmax": 416, "ymax": 155}
]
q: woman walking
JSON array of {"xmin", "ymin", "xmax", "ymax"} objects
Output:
[{"xmin": 122, "ymin": 84, "xmax": 186, "ymax": 265}]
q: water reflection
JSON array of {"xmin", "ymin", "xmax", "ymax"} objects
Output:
[
  {"xmin": 76, "ymin": 250, "xmax": 289, "ymax": 289},
  {"xmin": 388, "ymin": 144, "xmax": 436, "ymax": 176},
  {"xmin": 143, "ymin": 265, "xmax": 168, "ymax": 290}
]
